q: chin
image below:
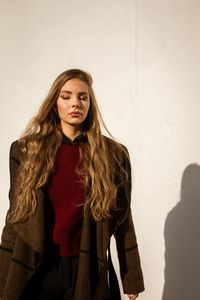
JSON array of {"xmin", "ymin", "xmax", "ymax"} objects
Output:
[{"xmin": 68, "ymin": 120, "xmax": 83, "ymax": 125}]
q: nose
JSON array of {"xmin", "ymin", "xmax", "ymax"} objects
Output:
[{"xmin": 72, "ymin": 95, "xmax": 80, "ymax": 107}]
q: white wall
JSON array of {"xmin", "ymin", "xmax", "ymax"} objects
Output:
[
  {"xmin": 135, "ymin": 1, "xmax": 200, "ymax": 299},
  {"xmin": 0, "ymin": 1, "xmax": 200, "ymax": 299}
]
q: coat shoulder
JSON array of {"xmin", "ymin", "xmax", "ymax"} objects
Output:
[
  {"xmin": 102, "ymin": 135, "xmax": 131, "ymax": 170},
  {"xmin": 102, "ymin": 134, "xmax": 129, "ymax": 154},
  {"xmin": 9, "ymin": 139, "xmax": 25, "ymax": 164}
]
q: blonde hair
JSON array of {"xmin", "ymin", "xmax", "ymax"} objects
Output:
[{"xmin": 8, "ymin": 68, "xmax": 131, "ymax": 223}]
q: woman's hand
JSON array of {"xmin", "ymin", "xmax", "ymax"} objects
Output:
[{"xmin": 127, "ymin": 294, "xmax": 139, "ymax": 299}]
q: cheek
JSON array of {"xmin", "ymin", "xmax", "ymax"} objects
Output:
[{"xmin": 57, "ymin": 100, "xmax": 68, "ymax": 114}]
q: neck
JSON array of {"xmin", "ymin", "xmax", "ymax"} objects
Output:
[{"xmin": 61, "ymin": 123, "xmax": 83, "ymax": 142}]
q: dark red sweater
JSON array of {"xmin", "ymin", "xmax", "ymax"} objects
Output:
[{"xmin": 44, "ymin": 133, "xmax": 87, "ymax": 257}]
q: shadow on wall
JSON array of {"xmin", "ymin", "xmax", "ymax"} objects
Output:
[{"xmin": 162, "ymin": 164, "xmax": 200, "ymax": 300}]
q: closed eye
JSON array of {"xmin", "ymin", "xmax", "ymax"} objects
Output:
[
  {"xmin": 61, "ymin": 96, "xmax": 70, "ymax": 100},
  {"xmin": 61, "ymin": 96, "xmax": 88, "ymax": 100}
]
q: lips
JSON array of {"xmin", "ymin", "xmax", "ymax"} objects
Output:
[
  {"xmin": 70, "ymin": 111, "xmax": 81, "ymax": 114},
  {"xmin": 69, "ymin": 111, "xmax": 82, "ymax": 117}
]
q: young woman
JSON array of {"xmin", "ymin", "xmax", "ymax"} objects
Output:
[{"xmin": 0, "ymin": 69, "xmax": 144, "ymax": 300}]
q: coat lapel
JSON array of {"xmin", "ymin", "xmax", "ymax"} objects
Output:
[
  {"xmin": 11, "ymin": 187, "xmax": 46, "ymax": 255},
  {"xmin": 74, "ymin": 203, "xmax": 93, "ymax": 299},
  {"xmin": 11, "ymin": 186, "xmax": 93, "ymax": 257}
]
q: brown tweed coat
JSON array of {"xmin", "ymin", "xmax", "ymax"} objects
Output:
[{"xmin": 0, "ymin": 136, "xmax": 144, "ymax": 300}]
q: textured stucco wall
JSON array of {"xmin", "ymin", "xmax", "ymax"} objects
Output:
[{"xmin": 0, "ymin": 1, "xmax": 200, "ymax": 299}]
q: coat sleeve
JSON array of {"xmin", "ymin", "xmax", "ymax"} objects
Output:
[
  {"xmin": 113, "ymin": 145, "xmax": 145, "ymax": 295},
  {"xmin": 0, "ymin": 141, "xmax": 19, "ymax": 297}
]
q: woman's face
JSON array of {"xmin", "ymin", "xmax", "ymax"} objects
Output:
[{"xmin": 56, "ymin": 78, "xmax": 90, "ymax": 130}]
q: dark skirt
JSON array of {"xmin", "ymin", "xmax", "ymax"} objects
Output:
[{"xmin": 19, "ymin": 253, "xmax": 79, "ymax": 300}]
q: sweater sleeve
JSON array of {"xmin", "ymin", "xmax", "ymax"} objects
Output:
[
  {"xmin": 0, "ymin": 141, "xmax": 19, "ymax": 297},
  {"xmin": 113, "ymin": 145, "xmax": 145, "ymax": 295}
]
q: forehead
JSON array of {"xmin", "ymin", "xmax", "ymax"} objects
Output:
[{"xmin": 61, "ymin": 78, "xmax": 89, "ymax": 92}]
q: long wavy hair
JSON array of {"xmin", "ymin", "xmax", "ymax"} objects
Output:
[{"xmin": 8, "ymin": 68, "xmax": 131, "ymax": 223}]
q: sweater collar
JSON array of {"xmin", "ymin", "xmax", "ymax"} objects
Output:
[{"xmin": 61, "ymin": 132, "xmax": 88, "ymax": 145}]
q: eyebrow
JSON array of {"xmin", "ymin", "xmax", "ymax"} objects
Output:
[{"xmin": 60, "ymin": 90, "xmax": 88, "ymax": 95}]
